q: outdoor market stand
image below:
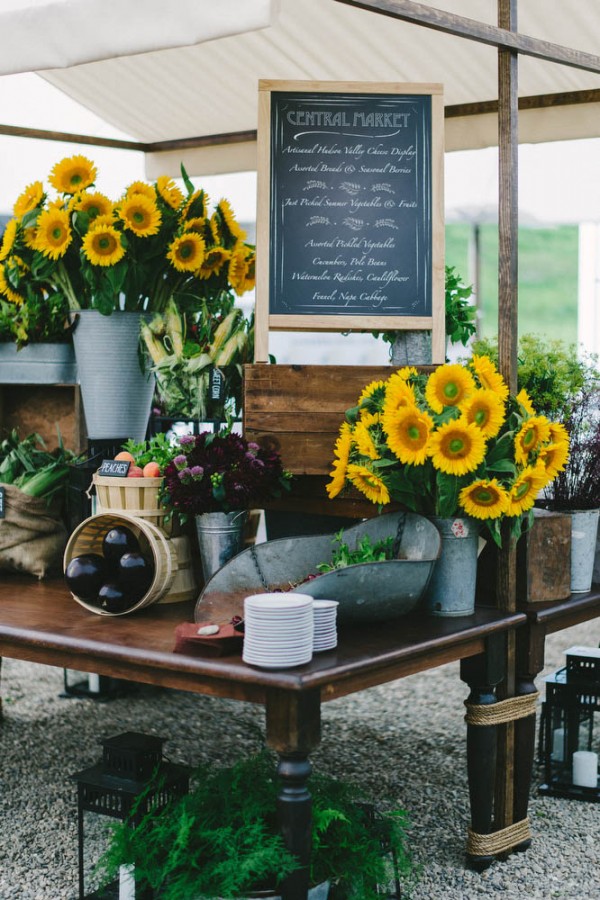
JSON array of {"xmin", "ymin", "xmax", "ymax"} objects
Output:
[{"xmin": 1, "ymin": 0, "xmax": 600, "ymax": 894}]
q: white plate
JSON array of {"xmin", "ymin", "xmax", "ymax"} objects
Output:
[{"xmin": 245, "ymin": 594, "xmax": 314, "ymax": 611}]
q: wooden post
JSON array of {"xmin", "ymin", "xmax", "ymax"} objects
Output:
[{"xmin": 495, "ymin": 0, "xmax": 519, "ymax": 832}]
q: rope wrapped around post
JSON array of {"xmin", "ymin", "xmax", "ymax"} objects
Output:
[
  {"xmin": 466, "ymin": 818, "xmax": 532, "ymax": 857},
  {"xmin": 464, "ymin": 691, "xmax": 539, "ymax": 726}
]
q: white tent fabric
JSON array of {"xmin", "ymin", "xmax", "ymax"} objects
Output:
[
  {"xmin": 1, "ymin": 0, "xmax": 600, "ymax": 173},
  {"xmin": 0, "ymin": 0, "xmax": 275, "ymax": 74}
]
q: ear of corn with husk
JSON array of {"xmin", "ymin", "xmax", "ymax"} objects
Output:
[{"xmin": 141, "ymin": 302, "xmax": 252, "ymax": 422}]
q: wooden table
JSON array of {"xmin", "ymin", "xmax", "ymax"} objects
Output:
[
  {"xmin": 0, "ymin": 575, "xmax": 526, "ymax": 899},
  {"xmin": 512, "ymin": 587, "xmax": 600, "ymax": 842}
]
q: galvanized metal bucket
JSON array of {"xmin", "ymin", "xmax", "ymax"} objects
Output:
[
  {"xmin": 195, "ymin": 510, "xmax": 248, "ymax": 582},
  {"xmin": 569, "ymin": 508, "xmax": 600, "ymax": 592},
  {"xmin": 423, "ymin": 516, "xmax": 479, "ymax": 617}
]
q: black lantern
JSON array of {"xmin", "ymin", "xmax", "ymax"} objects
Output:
[
  {"xmin": 539, "ymin": 645, "xmax": 600, "ymax": 801},
  {"xmin": 72, "ymin": 731, "xmax": 190, "ymax": 899}
]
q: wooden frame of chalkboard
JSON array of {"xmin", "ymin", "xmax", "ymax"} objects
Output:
[{"xmin": 255, "ymin": 79, "xmax": 445, "ymax": 363}]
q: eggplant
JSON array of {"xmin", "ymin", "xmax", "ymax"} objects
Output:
[
  {"xmin": 65, "ymin": 554, "xmax": 107, "ymax": 601},
  {"xmin": 117, "ymin": 552, "xmax": 154, "ymax": 601},
  {"xmin": 98, "ymin": 582, "xmax": 133, "ymax": 614},
  {"xmin": 102, "ymin": 526, "xmax": 141, "ymax": 575}
]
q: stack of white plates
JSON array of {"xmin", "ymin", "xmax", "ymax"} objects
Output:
[
  {"xmin": 243, "ymin": 593, "xmax": 314, "ymax": 669},
  {"xmin": 313, "ymin": 599, "xmax": 338, "ymax": 652}
]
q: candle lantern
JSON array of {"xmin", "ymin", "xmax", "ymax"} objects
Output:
[
  {"xmin": 72, "ymin": 731, "xmax": 190, "ymax": 899},
  {"xmin": 539, "ymin": 645, "xmax": 600, "ymax": 801}
]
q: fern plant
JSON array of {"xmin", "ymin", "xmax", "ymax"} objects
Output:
[{"xmin": 97, "ymin": 751, "xmax": 415, "ymax": 900}]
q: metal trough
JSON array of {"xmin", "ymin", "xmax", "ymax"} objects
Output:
[{"xmin": 195, "ymin": 511, "xmax": 441, "ymax": 625}]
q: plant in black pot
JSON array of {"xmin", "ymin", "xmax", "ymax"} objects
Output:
[{"xmin": 97, "ymin": 751, "xmax": 415, "ymax": 900}]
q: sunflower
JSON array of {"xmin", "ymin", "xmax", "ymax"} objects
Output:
[
  {"xmin": 516, "ymin": 388, "xmax": 535, "ymax": 415},
  {"xmin": 471, "ymin": 355, "xmax": 509, "ymax": 401},
  {"xmin": 215, "ymin": 198, "xmax": 246, "ymax": 244},
  {"xmin": 156, "ymin": 176, "xmax": 185, "ymax": 210},
  {"xmin": 393, "ymin": 365, "xmax": 418, "ymax": 380},
  {"xmin": 353, "ymin": 420, "xmax": 379, "ymax": 460},
  {"xmin": 75, "ymin": 191, "xmax": 113, "ymax": 221},
  {"xmin": 346, "ymin": 463, "xmax": 390, "ymax": 505},
  {"xmin": 125, "ymin": 181, "xmax": 156, "ymax": 200},
  {"xmin": 383, "ymin": 373, "xmax": 416, "ymax": 414},
  {"xmin": 461, "ymin": 389, "xmax": 506, "ymax": 438},
  {"xmin": 357, "ymin": 380, "xmax": 387, "ymax": 412},
  {"xmin": 425, "ymin": 363, "xmax": 475, "ymax": 413},
  {"xmin": 34, "ymin": 206, "xmax": 72, "ymax": 259},
  {"xmin": 514, "ymin": 415, "xmax": 551, "ymax": 465},
  {"xmin": 429, "ymin": 419, "xmax": 486, "ymax": 476},
  {"xmin": 88, "ymin": 214, "xmax": 117, "ymax": 231},
  {"xmin": 228, "ymin": 247, "xmax": 255, "ymax": 294},
  {"xmin": 359, "ymin": 411, "xmax": 381, "ymax": 427},
  {"xmin": 119, "ymin": 194, "xmax": 162, "ymax": 237},
  {"xmin": 506, "ymin": 462, "xmax": 549, "ymax": 517},
  {"xmin": 539, "ymin": 439, "xmax": 570, "ymax": 480},
  {"xmin": 383, "ymin": 404, "xmax": 433, "ymax": 465},
  {"xmin": 326, "ymin": 422, "xmax": 353, "ymax": 499},
  {"xmin": 548, "ymin": 421, "xmax": 569, "ymax": 445},
  {"xmin": 167, "ymin": 233, "xmax": 205, "ymax": 272},
  {"xmin": 13, "ymin": 181, "xmax": 44, "ymax": 218},
  {"xmin": 0, "ymin": 262, "xmax": 24, "ymax": 304},
  {"xmin": 183, "ymin": 189, "xmax": 209, "ymax": 221},
  {"xmin": 82, "ymin": 224, "xmax": 125, "ymax": 267},
  {"xmin": 459, "ymin": 478, "xmax": 509, "ymax": 520},
  {"xmin": 49, "ymin": 155, "xmax": 97, "ymax": 194},
  {"xmin": 22, "ymin": 225, "xmax": 37, "ymax": 250},
  {"xmin": 197, "ymin": 246, "xmax": 231, "ymax": 279},
  {"xmin": 0, "ymin": 219, "xmax": 18, "ymax": 260},
  {"xmin": 184, "ymin": 217, "xmax": 207, "ymax": 234}
]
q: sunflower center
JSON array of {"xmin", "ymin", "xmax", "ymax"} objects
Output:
[
  {"xmin": 474, "ymin": 408, "xmax": 488, "ymax": 426},
  {"xmin": 443, "ymin": 382, "xmax": 459, "ymax": 400},
  {"xmin": 474, "ymin": 488, "xmax": 496, "ymax": 505},
  {"xmin": 515, "ymin": 480, "xmax": 531, "ymax": 500},
  {"xmin": 523, "ymin": 427, "xmax": 536, "ymax": 449},
  {"xmin": 407, "ymin": 425, "xmax": 421, "ymax": 442},
  {"xmin": 133, "ymin": 211, "xmax": 145, "ymax": 224},
  {"xmin": 51, "ymin": 227, "xmax": 63, "ymax": 241},
  {"xmin": 88, "ymin": 206, "xmax": 100, "ymax": 218},
  {"xmin": 449, "ymin": 437, "xmax": 466, "ymax": 455},
  {"xmin": 70, "ymin": 174, "xmax": 83, "ymax": 186},
  {"xmin": 98, "ymin": 237, "xmax": 111, "ymax": 251},
  {"xmin": 179, "ymin": 243, "xmax": 193, "ymax": 260}
]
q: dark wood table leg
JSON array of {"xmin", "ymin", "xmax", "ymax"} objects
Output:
[
  {"xmin": 513, "ymin": 619, "xmax": 547, "ymax": 852},
  {"xmin": 460, "ymin": 632, "xmax": 507, "ymax": 871},
  {"xmin": 266, "ymin": 687, "xmax": 321, "ymax": 900}
]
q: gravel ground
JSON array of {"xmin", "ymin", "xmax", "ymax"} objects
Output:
[{"xmin": 0, "ymin": 620, "xmax": 599, "ymax": 900}]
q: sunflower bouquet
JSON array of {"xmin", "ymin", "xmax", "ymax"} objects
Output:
[
  {"xmin": 326, "ymin": 356, "xmax": 570, "ymax": 544},
  {"xmin": 0, "ymin": 154, "xmax": 255, "ymax": 332}
]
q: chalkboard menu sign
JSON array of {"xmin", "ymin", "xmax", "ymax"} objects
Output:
[{"xmin": 256, "ymin": 80, "xmax": 445, "ymax": 362}]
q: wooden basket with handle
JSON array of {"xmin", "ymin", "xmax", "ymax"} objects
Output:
[{"xmin": 93, "ymin": 474, "xmax": 167, "ymax": 530}]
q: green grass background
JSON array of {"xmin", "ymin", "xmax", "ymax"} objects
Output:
[{"xmin": 445, "ymin": 223, "xmax": 578, "ymax": 344}]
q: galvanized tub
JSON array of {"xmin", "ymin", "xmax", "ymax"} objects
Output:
[{"xmin": 195, "ymin": 512, "xmax": 441, "ymax": 625}]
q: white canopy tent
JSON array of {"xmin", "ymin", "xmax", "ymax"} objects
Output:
[{"xmin": 0, "ymin": 0, "xmax": 598, "ymax": 177}]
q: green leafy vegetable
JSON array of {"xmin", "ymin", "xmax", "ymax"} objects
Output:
[{"xmin": 317, "ymin": 529, "xmax": 395, "ymax": 573}]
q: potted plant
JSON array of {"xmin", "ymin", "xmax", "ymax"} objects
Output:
[
  {"xmin": 0, "ymin": 155, "xmax": 255, "ymax": 441},
  {"xmin": 325, "ymin": 356, "xmax": 569, "ymax": 615},
  {"xmin": 162, "ymin": 430, "xmax": 291, "ymax": 581},
  {"xmin": 97, "ymin": 751, "xmax": 415, "ymax": 900}
]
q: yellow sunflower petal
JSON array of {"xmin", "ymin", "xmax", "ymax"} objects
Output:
[
  {"xmin": 516, "ymin": 388, "xmax": 535, "ymax": 415},
  {"xmin": 346, "ymin": 463, "xmax": 390, "ymax": 505},
  {"xmin": 49, "ymin": 155, "xmax": 97, "ymax": 194},
  {"xmin": 471, "ymin": 355, "xmax": 509, "ymax": 401},
  {"xmin": 507, "ymin": 462, "xmax": 548, "ymax": 516},
  {"xmin": 459, "ymin": 478, "xmax": 509, "ymax": 520},
  {"xmin": 125, "ymin": 181, "xmax": 156, "ymax": 201},
  {"xmin": 357, "ymin": 380, "xmax": 387, "ymax": 412},
  {"xmin": 383, "ymin": 373, "xmax": 416, "ymax": 414},
  {"xmin": 326, "ymin": 458, "xmax": 347, "ymax": 499},
  {"xmin": 428, "ymin": 419, "xmax": 486, "ymax": 476},
  {"xmin": 228, "ymin": 247, "xmax": 255, "ymax": 295},
  {"xmin": 13, "ymin": 180, "xmax": 44, "ymax": 218},
  {"xmin": 75, "ymin": 191, "xmax": 113, "ymax": 220},
  {"xmin": 353, "ymin": 420, "xmax": 380, "ymax": 460},
  {"xmin": 82, "ymin": 225, "xmax": 125, "ymax": 267},
  {"xmin": 382, "ymin": 404, "xmax": 433, "ymax": 465},
  {"xmin": 0, "ymin": 220, "xmax": 18, "ymax": 260},
  {"xmin": 120, "ymin": 193, "xmax": 162, "ymax": 237},
  {"xmin": 198, "ymin": 246, "xmax": 231, "ymax": 279},
  {"xmin": 34, "ymin": 206, "xmax": 72, "ymax": 259},
  {"xmin": 461, "ymin": 389, "xmax": 506, "ymax": 438},
  {"xmin": 0, "ymin": 262, "xmax": 24, "ymax": 304},
  {"xmin": 425, "ymin": 363, "xmax": 475, "ymax": 413},
  {"xmin": 156, "ymin": 176, "xmax": 185, "ymax": 210},
  {"xmin": 539, "ymin": 439, "xmax": 570, "ymax": 480}
]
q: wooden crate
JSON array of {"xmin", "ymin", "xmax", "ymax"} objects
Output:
[{"xmin": 0, "ymin": 384, "xmax": 86, "ymax": 453}]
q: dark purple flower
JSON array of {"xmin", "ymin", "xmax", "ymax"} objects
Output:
[{"xmin": 173, "ymin": 454, "xmax": 188, "ymax": 470}]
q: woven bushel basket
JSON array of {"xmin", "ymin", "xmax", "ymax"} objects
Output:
[
  {"xmin": 93, "ymin": 473, "xmax": 166, "ymax": 530},
  {"xmin": 64, "ymin": 512, "xmax": 177, "ymax": 616}
]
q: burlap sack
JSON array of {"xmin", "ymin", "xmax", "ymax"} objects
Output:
[{"xmin": 0, "ymin": 483, "xmax": 68, "ymax": 578}]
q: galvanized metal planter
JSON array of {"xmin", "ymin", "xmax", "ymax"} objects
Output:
[
  {"xmin": 0, "ymin": 342, "xmax": 77, "ymax": 384},
  {"xmin": 195, "ymin": 511, "xmax": 441, "ymax": 625}
]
